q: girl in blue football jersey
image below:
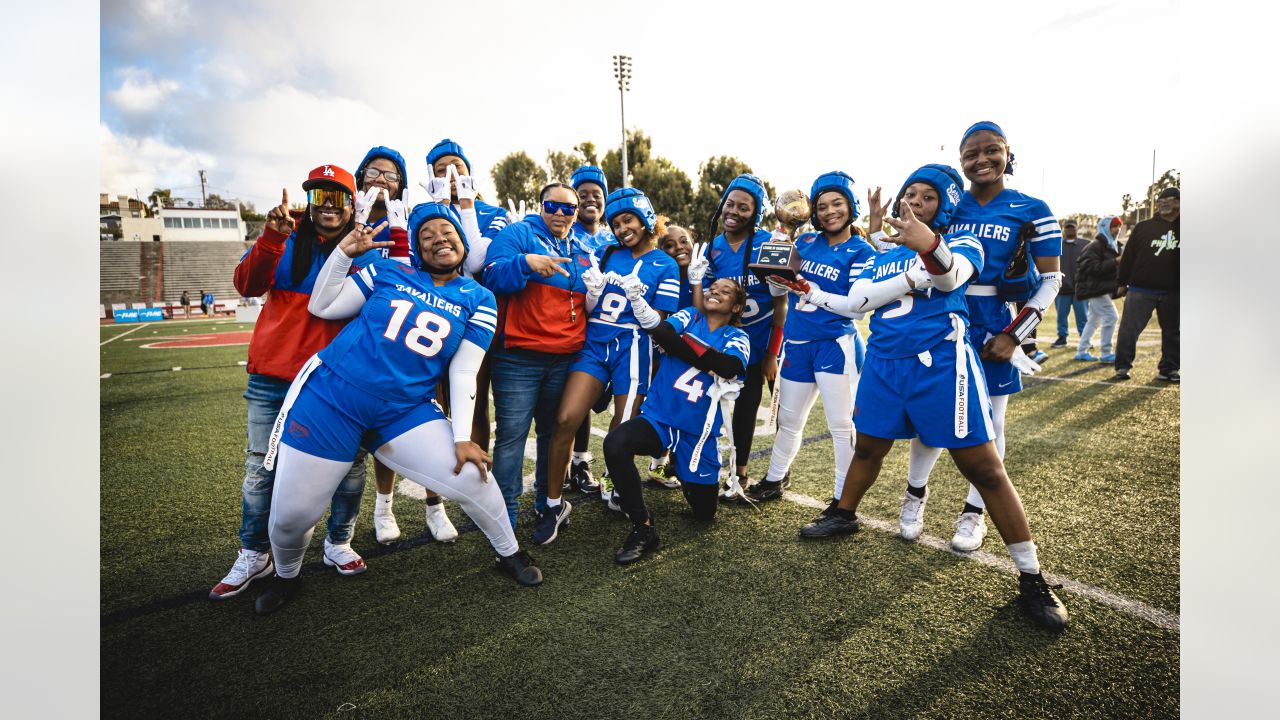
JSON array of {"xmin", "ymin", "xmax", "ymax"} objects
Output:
[
  {"xmin": 533, "ymin": 188, "xmax": 682, "ymax": 545},
  {"xmin": 904, "ymin": 122, "xmax": 1063, "ymax": 553},
  {"xmin": 644, "ymin": 221, "xmax": 700, "ymax": 488},
  {"xmin": 603, "ymin": 278, "xmax": 751, "ymax": 565},
  {"xmin": 252, "ymin": 202, "xmax": 543, "ymax": 615},
  {"xmin": 751, "ymin": 171, "xmax": 876, "ymax": 504},
  {"xmin": 688, "ymin": 174, "xmax": 788, "ymax": 499},
  {"xmin": 781, "ymin": 166, "xmax": 1068, "ymax": 631}
]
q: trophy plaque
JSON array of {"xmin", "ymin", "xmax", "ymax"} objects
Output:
[{"xmin": 749, "ymin": 189, "xmax": 811, "ymax": 283}]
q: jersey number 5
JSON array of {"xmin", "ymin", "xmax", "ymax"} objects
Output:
[
  {"xmin": 384, "ymin": 299, "xmax": 450, "ymax": 357},
  {"xmin": 880, "ymin": 295, "xmax": 914, "ymax": 319}
]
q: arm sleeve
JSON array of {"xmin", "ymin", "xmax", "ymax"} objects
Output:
[
  {"xmin": 929, "ymin": 256, "xmax": 977, "ymax": 292},
  {"xmin": 233, "ymin": 225, "xmax": 290, "ymax": 297},
  {"xmin": 308, "ymin": 250, "xmax": 374, "ymax": 319},
  {"xmin": 458, "ymin": 206, "xmax": 491, "ymax": 276},
  {"xmin": 387, "ymin": 226, "xmax": 410, "ymax": 264},
  {"xmin": 649, "ymin": 321, "xmax": 746, "ymax": 378},
  {"xmin": 445, "ymin": 339, "xmax": 488, "ymax": 443},
  {"xmin": 806, "ymin": 273, "xmax": 912, "ymax": 318}
]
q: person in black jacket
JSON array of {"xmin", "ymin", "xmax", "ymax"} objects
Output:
[
  {"xmin": 1073, "ymin": 216, "xmax": 1123, "ymax": 362},
  {"xmin": 1114, "ymin": 187, "xmax": 1180, "ymax": 381},
  {"xmin": 1051, "ymin": 219, "xmax": 1089, "ymax": 347}
]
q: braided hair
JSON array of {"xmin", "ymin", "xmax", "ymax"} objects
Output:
[{"xmin": 705, "ymin": 192, "xmax": 759, "ymax": 286}]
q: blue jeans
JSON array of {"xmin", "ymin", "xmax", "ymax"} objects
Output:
[
  {"xmin": 240, "ymin": 373, "xmax": 366, "ymax": 552},
  {"xmin": 490, "ymin": 349, "xmax": 574, "ymax": 529},
  {"xmin": 1055, "ymin": 294, "xmax": 1088, "ymax": 339}
]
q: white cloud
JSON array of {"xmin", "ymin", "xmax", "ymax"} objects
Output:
[
  {"xmin": 99, "ymin": 123, "xmax": 214, "ymax": 197},
  {"xmin": 107, "ymin": 67, "xmax": 179, "ymax": 113}
]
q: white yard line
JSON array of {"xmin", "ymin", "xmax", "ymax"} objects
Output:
[{"xmin": 99, "ymin": 323, "xmax": 149, "ymax": 346}]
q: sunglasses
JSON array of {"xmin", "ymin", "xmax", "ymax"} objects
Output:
[
  {"xmin": 542, "ymin": 200, "xmax": 578, "ymax": 216},
  {"xmin": 307, "ymin": 188, "xmax": 352, "ymax": 209},
  {"xmin": 362, "ymin": 167, "xmax": 402, "ymax": 183}
]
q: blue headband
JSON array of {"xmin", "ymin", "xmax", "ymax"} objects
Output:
[
  {"xmin": 959, "ymin": 121, "xmax": 1015, "ymax": 176},
  {"xmin": 721, "ymin": 173, "xmax": 767, "ymax": 227},
  {"xmin": 809, "ymin": 171, "xmax": 861, "ymax": 226},
  {"xmin": 893, "ymin": 164, "xmax": 966, "ymax": 231},
  {"xmin": 426, "ymin": 139, "xmax": 471, "ymax": 174},
  {"xmin": 571, "ymin": 165, "xmax": 608, "ymax": 194},
  {"xmin": 407, "ymin": 202, "xmax": 467, "ymax": 271},
  {"xmin": 604, "ymin": 187, "xmax": 657, "ymax": 232}
]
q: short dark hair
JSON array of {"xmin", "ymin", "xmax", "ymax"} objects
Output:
[{"xmin": 539, "ymin": 182, "xmax": 579, "ymax": 202}]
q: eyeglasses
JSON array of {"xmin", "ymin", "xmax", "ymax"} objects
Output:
[
  {"xmin": 542, "ymin": 200, "xmax": 578, "ymax": 216},
  {"xmin": 307, "ymin": 189, "xmax": 352, "ymax": 209},
  {"xmin": 363, "ymin": 167, "xmax": 402, "ymax": 184}
]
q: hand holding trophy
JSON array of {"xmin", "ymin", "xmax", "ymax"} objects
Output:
[{"xmin": 749, "ymin": 189, "xmax": 811, "ymax": 283}]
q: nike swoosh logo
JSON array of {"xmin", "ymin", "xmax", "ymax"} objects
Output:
[
  {"xmin": 998, "ymin": 380, "xmax": 1015, "ymax": 388},
  {"xmin": 1009, "ymin": 203, "xmax": 1028, "ymax": 208},
  {"xmin": 469, "ymin": 394, "xmax": 476, "ymax": 400}
]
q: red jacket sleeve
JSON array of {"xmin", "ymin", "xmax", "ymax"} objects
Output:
[{"xmin": 234, "ymin": 224, "xmax": 291, "ymax": 297}]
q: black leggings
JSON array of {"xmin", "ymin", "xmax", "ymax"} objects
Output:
[
  {"xmin": 604, "ymin": 417, "xmax": 720, "ymax": 524},
  {"xmin": 731, "ymin": 362, "xmax": 766, "ymax": 471}
]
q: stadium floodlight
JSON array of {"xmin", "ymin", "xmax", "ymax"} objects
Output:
[{"xmin": 612, "ymin": 55, "xmax": 632, "ymax": 188}]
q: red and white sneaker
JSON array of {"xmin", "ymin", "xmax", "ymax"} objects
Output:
[
  {"xmin": 209, "ymin": 548, "xmax": 273, "ymax": 600},
  {"xmin": 322, "ymin": 538, "xmax": 367, "ymax": 576}
]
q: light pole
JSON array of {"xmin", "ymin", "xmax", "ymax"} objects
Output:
[{"xmin": 612, "ymin": 54, "xmax": 632, "ymax": 188}]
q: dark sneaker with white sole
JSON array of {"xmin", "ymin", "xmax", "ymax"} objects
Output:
[
  {"xmin": 1018, "ymin": 572, "xmax": 1070, "ymax": 632},
  {"xmin": 495, "ymin": 550, "xmax": 543, "ymax": 586},
  {"xmin": 531, "ymin": 501, "xmax": 572, "ymax": 546},
  {"xmin": 615, "ymin": 524, "xmax": 660, "ymax": 565},
  {"xmin": 799, "ymin": 503, "xmax": 860, "ymax": 538},
  {"xmin": 746, "ymin": 478, "xmax": 786, "ymax": 502}
]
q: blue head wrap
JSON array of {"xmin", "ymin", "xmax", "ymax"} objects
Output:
[
  {"xmin": 893, "ymin": 164, "xmax": 966, "ymax": 231},
  {"xmin": 959, "ymin": 121, "xmax": 1016, "ymax": 176},
  {"xmin": 604, "ymin": 187, "xmax": 657, "ymax": 233},
  {"xmin": 407, "ymin": 202, "xmax": 467, "ymax": 271},
  {"xmin": 426, "ymin": 139, "xmax": 471, "ymax": 174},
  {"xmin": 720, "ymin": 173, "xmax": 768, "ymax": 227},
  {"xmin": 808, "ymin": 171, "xmax": 861, "ymax": 227},
  {"xmin": 356, "ymin": 146, "xmax": 408, "ymax": 199},
  {"xmin": 571, "ymin": 165, "xmax": 608, "ymax": 194}
]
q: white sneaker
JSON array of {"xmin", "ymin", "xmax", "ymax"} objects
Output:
[
  {"xmin": 425, "ymin": 502, "xmax": 458, "ymax": 543},
  {"xmin": 322, "ymin": 537, "xmax": 367, "ymax": 575},
  {"xmin": 899, "ymin": 490, "xmax": 927, "ymax": 541},
  {"xmin": 374, "ymin": 507, "xmax": 401, "ymax": 545},
  {"xmin": 605, "ymin": 490, "xmax": 624, "ymax": 514},
  {"xmin": 209, "ymin": 548, "xmax": 273, "ymax": 600},
  {"xmin": 950, "ymin": 512, "xmax": 987, "ymax": 552}
]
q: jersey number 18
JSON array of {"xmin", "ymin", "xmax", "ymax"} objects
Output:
[{"xmin": 383, "ymin": 299, "xmax": 451, "ymax": 358}]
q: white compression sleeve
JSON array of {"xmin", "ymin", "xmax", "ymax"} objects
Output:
[
  {"xmin": 907, "ymin": 437, "xmax": 944, "ymax": 489},
  {"xmin": 815, "ymin": 370, "xmax": 856, "ymax": 497},
  {"xmin": 630, "ymin": 294, "xmax": 662, "ymax": 329},
  {"xmin": 765, "ymin": 377, "xmax": 819, "ymax": 483},
  {"xmin": 929, "ymin": 255, "xmax": 977, "ymax": 292},
  {"xmin": 308, "ymin": 250, "xmax": 368, "ymax": 319},
  {"xmin": 446, "ymin": 339, "xmax": 488, "ymax": 443},
  {"xmin": 268, "ymin": 444, "xmax": 357, "ymax": 578},
  {"xmin": 459, "ymin": 207, "xmax": 491, "ymax": 277},
  {"xmin": 806, "ymin": 273, "xmax": 912, "ymax": 318},
  {"xmin": 1025, "ymin": 271, "xmax": 1062, "ymax": 313}
]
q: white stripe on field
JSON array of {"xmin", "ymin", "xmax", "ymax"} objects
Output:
[
  {"xmin": 100, "ymin": 323, "xmax": 149, "ymax": 346},
  {"xmin": 1023, "ymin": 375, "xmax": 1175, "ymax": 391},
  {"xmin": 784, "ymin": 491, "xmax": 1179, "ymax": 631}
]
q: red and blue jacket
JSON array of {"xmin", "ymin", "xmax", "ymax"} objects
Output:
[{"xmin": 481, "ymin": 214, "xmax": 591, "ymax": 356}]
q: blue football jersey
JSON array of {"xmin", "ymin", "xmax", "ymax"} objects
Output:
[
  {"xmin": 640, "ymin": 308, "xmax": 750, "ymax": 437},
  {"xmin": 573, "ymin": 222, "xmax": 617, "ymax": 252},
  {"xmin": 703, "ymin": 230, "xmax": 778, "ymax": 331},
  {"xmin": 947, "ymin": 189, "xmax": 1060, "ymax": 287},
  {"xmin": 587, "ymin": 246, "xmax": 682, "ymax": 344},
  {"xmin": 319, "ymin": 258, "xmax": 498, "ymax": 403},
  {"xmin": 787, "ymin": 232, "xmax": 878, "ymax": 341},
  {"xmin": 863, "ymin": 232, "xmax": 986, "ymax": 359}
]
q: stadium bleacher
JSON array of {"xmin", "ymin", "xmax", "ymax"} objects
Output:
[{"xmin": 100, "ymin": 240, "xmax": 254, "ymax": 313}]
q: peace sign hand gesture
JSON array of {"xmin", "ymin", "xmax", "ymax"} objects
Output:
[
  {"xmin": 620, "ymin": 265, "xmax": 648, "ymax": 303},
  {"xmin": 686, "ymin": 242, "xmax": 710, "ymax": 284},
  {"xmin": 383, "ymin": 189, "xmax": 410, "ymax": 231},
  {"xmin": 421, "ymin": 170, "xmax": 452, "ymax": 205},
  {"xmin": 867, "ymin": 186, "xmax": 891, "ymax": 239},
  {"xmin": 265, "ymin": 188, "xmax": 296, "ymax": 235},
  {"xmin": 354, "ymin": 186, "xmax": 381, "ymax": 226},
  {"xmin": 583, "ymin": 252, "xmax": 607, "ymax": 296},
  {"xmin": 338, "ymin": 220, "xmax": 392, "ymax": 258},
  {"xmin": 882, "ymin": 200, "xmax": 937, "ymax": 253},
  {"xmin": 451, "ymin": 165, "xmax": 477, "ymax": 209}
]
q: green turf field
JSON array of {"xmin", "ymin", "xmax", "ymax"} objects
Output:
[{"xmin": 100, "ymin": 306, "xmax": 1179, "ymax": 719}]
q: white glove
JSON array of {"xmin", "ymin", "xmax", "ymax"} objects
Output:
[
  {"xmin": 354, "ymin": 187, "xmax": 381, "ymax": 226},
  {"xmin": 584, "ymin": 253, "xmax": 607, "ymax": 297},
  {"xmin": 717, "ymin": 378, "xmax": 744, "ymax": 402},
  {"xmin": 687, "ymin": 242, "xmax": 710, "ymax": 284},
  {"xmin": 904, "ymin": 257, "xmax": 934, "ymax": 291},
  {"xmin": 620, "ymin": 266, "xmax": 649, "ymax": 303},
  {"xmin": 452, "ymin": 165, "xmax": 477, "ymax": 201},
  {"xmin": 384, "ymin": 190, "xmax": 408, "ymax": 231},
  {"xmin": 507, "ymin": 198, "xmax": 534, "ymax": 219},
  {"xmin": 1010, "ymin": 345, "xmax": 1042, "ymax": 375},
  {"xmin": 420, "ymin": 173, "xmax": 452, "ymax": 204}
]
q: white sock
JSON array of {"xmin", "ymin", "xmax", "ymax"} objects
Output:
[
  {"xmin": 908, "ymin": 439, "xmax": 943, "ymax": 489},
  {"xmin": 964, "ymin": 484, "xmax": 986, "ymax": 510},
  {"xmin": 572, "ymin": 451, "xmax": 592, "ymax": 464},
  {"xmin": 1007, "ymin": 540, "xmax": 1040, "ymax": 574},
  {"xmin": 375, "ymin": 492, "xmax": 393, "ymax": 513},
  {"xmin": 546, "ymin": 497, "xmax": 561, "ymax": 508}
]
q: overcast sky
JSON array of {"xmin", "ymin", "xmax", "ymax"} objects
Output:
[{"xmin": 101, "ymin": 0, "xmax": 1178, "ymax": 218}]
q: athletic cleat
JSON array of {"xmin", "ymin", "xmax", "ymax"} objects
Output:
[
  {"xmin": 425, "ymin": 502, "xmax": 458, "ymax": 543},
  {"xmin": 1018, "ymin": 572, "xmax": 1070, "ymax": 632},
  {"xmin": 1113, "ymin": 368, "xmax": 1131, "ymax": 381},
  {"xmin": 1156, "ymin": 371, "xmax": 1180, "ymax": 383},
  {"xmin": 209, "ymin": 548, "xmax": 273, "ymax": 600},
  {"xmin": 1031, "ymin": 350, "xmax": 1049, "ymax": 363},
  {"xmin": 647, "ymin": 461, "xmax": 680, "ymax": 489},
  {"xmin": 605, "ymin": 490, "xmax": 625, "ymax": 514},
  {"xmin": 799, "ymin": 502, "xmax": 860, "ymax": 538},
  {"xmin": 322, "ymin": 538, "xmax": 368, "ymax": 575},
  {"xmin": 254, "ymin": 574, "xmax": 302, "ymax": 615},
  {"xmin": 374, "ymin": 508, "xmax": 401, "ymax": 545},
  {"xmin": 1099, "ymin": 353, "xmax": 1116, "ymax": 362},
  {"xmin": 615, "ymin": 524, "xmax": 660, "ymax": 565},
  {"xmin": 899, "ymin": 489, "xmax": 928, "ymax": 541},
  {"xmin": 495, "ymin": 550, "xmax": 543, "ymax": 586},
  {"xmin": 570, "ymin": 460, "xmax": 600, "ymax": 494},
  {"xmin": 531, "ymin": 501, "xmax": 572, "ymax": 545},
  {"xmin": 1050, "ymin": 337, "xmax": 1067, "ymax": 348},
  {"xmin": 746, "ymin": 478, "xmax": 786, "ymax": 502},
  {"xmin": 1073, "ymin": 351, "xmax": 1099, "ymax": 361},
  {"xmin": 950, "ymin": 512, "xmax": 988, "ymax": 552}
]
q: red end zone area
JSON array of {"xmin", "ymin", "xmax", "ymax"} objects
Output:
[{"xmin": 139, "ymin": 331, "xmax": 253, "ymax": 349}]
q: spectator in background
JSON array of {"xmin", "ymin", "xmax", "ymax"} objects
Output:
[
  {"xmin": 1114, "ymin": 187, "xmax": 1180, "ymax": 382},
  {"xmin": 1050, "ymin": 219, "xmax": 1088, "ymax": 347},
  {"xmin": 199, "ymin": 289, "xmax": 209, "ymax": 317},
  {"xmin": 1073, "ymin": 216, "xmax": 1123, "ymax": 362},
  {"xmin": 180, "ymin": 290, "xmax": 190, "ymax": 318},
  {"xmin": 205, "ymin": 290, "xmax": 217, "ymax": 316}
]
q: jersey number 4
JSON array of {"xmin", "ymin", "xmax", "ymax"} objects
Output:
[
  {"xmin": 674, "ymin": 367, "xmax": 705, "ymax": 402},
  {"xmin": 384, "ymin": 299, "xmax": 451, "ymax": 357}
]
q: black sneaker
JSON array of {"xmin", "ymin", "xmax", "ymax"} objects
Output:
[
  {"xmin": 746, "ymin": 478, "xmax": 785, "ymax": 502},
  {"xmin": 720, "ymin": 474, "xmax": 752, "ymax": 504},
  {"xmin": 570, "ymin": 460, "xmax": 600, "ymax": 493},
  {"xmin": 615, "ymin": 524, "xmax": 660, "ymax": 565},
  {"xmin": 1050, "ymin": 337, "xmax": 1067, "ymax": 348},
  {"xmin": 495, "ymin": 550, "xmax": 544, "ymax": 586},
  {"xmin": 1018, "ymin": 572, "xmax": 1069, "ymax": 632},
  {"xmin": 799, "ymin": 503, "xmax": 860, "ymax": 538},
  {"xmin": 1113, "ymin": 368, "xmax": 1131, "ymax": 381},
  {"xmin": 1156, "ymin": 371, "xmax": 1180, "ymax": 383},
  {"xmin": 531, "ymin": 501, "xmax": 572, "ymax": 546},
  {"xmin": 254, "ymin": 574, "xmax": 302, "ymax": 615}
]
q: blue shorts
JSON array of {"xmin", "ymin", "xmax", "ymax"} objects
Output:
[
  {"xmin": 965, "ymin": 294, "xmax": 1020, "ymax": 396},
  {"xmin": 779, "ymin": 333, "xmax": 864, "ymax": 383},
  {"xmin": 640, "ymin": 415, "xmax": 721, "ymax": 485},
  {"xmin": 853, "ymin": 339, "xmax": 995, "ymax": 449},
  {"xmin": 275, "ymin": 360, "xmax": 445, "ymax": 462},
  {"xmin": 572, "ymin": 328, "xmax": 651, "ymax": 397}
]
